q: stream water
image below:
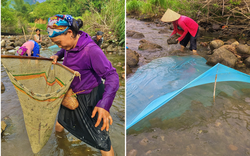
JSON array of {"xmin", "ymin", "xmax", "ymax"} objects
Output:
[
  {"xmin": 126, "ymin": 18, "xmax": 213, "ymax": 77},
  {"xmin": 126, "ymin": 18, "xmax": 250, "ymax": 156},
  {"xmin": 127, "ymin": 81, "xmax": 250, "ymax": 156},
  {"xmin": 1, "ymin": 48, "xmax": 125, "ymax": 156}
]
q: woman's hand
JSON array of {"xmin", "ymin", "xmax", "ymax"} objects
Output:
[
  {"xmin": 91, "ymin": 107, "xmax": 113, "ymax": 131},
  {"xmin": 176, "ymin": 39, "xmax": 180, "ymax": 44},
  {"xmin": 50, "ymin": 55, "xmax": 58, "ymax": 64}
]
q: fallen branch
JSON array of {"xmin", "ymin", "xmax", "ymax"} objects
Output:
[{"xmin": 243, "ymin": 0, "xmax": 250, "ymax": 12}]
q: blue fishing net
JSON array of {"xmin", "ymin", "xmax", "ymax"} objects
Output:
[{"xmin": 126, "ymin": 56, "xmax": 250, "ymax": 129}]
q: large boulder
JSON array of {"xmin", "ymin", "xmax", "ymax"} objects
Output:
[
  {"xmin": 206, "ymin": 47, "xmax": 237, "ymax": 68},
  {"xmin": 236, "ymin": 44, "xmax": 250, "ymax": 55},
  {"xmin": 126, "ymin": 64, "xmax": 132, "ymax": 75},
  {"xmin": 210, "ymin": 39, "xmax": 224, "ymax": 51},
  {"xmin": 244, "ymin": 57, "xmax": 250, "ymax": 68},
  {"xmin": 127, "ymin": 49, "xmax": 139, "ymax": 67},
  {"xmin": 138, "ymin": 39, "xmax": 162, "ymax": 51}
]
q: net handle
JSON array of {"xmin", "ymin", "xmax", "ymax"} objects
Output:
[{"xmin": 1, "ymin": 55, "xmax": 75, "ymax": 74}]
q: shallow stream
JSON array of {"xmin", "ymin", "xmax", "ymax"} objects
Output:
[{"xmin": 1, "ymin": 48, "xmax": 125, "ymax": 156}]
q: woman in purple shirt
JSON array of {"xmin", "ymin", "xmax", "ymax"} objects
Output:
[{"xmin": 48, "ymin": 14, "xmax": 119, "ymax": 156}]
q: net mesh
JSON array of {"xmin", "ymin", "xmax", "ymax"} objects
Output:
[
  {"xmin": 126, "ymin": 56, "xmax": 250, "ymax": 129},
  {"xmin": 1, "ymin": 56, "xmax": 78, "ymax": 153}
]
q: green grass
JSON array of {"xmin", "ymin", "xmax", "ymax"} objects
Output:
[{"xmin": 126, "ymin": 0, "xmax": 143, "ymax": 14}]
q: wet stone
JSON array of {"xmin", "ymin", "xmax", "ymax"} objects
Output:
[
  {"xmin": 128, "ymin": 149, "xmax": 137, "ymax": 156},
  {"xmin": 139, "ymin": 138, "xmax": 149, "ymax": 146},
  {"xmin": 1, "ymin": 121, "xmax": 7, "ymax": 133},
  {"xmin": 1, "ymin": 82, "xmax": 5, "ymax": 93},
  {"xmin": 229, "ymin": 144, "xmax": 238, "ymax": 151}
]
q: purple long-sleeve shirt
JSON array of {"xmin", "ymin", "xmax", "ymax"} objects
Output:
[{"xmin": 56, "ymin": 31, "xmax": 119, "ymax": 112}]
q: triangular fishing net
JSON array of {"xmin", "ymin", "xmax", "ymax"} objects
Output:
[
  {"xmin": 1, "ymin": 55, "xmax": 79, "ymax": 153},
  {"xmin": 126, "ymin": 56, "xmax": 250, "ymax": 129}
]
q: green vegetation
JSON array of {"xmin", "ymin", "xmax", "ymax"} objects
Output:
[
  {"xmin": 126, "ymin": 0, "xmax": 248, "ymax": 25},
  {"xmin": 1, "ymin": 0, "xmax": 125, "ymax": 45},
  {"xmin": 229, "ymin": 0, "xmax": 241, "ymax": 6}
]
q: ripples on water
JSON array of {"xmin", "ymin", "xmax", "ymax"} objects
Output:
[
  {"xmin": 127, "ymin": 81, "xmax": 250, "ymax": 156},
  {"xmin": 1, "ymin": 48, "xmax": 125, "ymax": 156}
]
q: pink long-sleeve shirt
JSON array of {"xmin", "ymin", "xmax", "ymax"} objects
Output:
[
  {"xmin": 170, "ymin": 15, "xmax": 199, "ymax": 41},
  {"xmin": 21, "ymin": 40, "xmax": 34, "ymax": 56}
]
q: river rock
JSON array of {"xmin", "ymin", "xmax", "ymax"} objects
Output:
[
  {"xmin": 127, "ymin": 30, "xmax": 137, "ymax": 37},
  {"xmin": 7, "ymin": 50, "xmax": 16, "ymax": 55},
  {"xmin": 138, "ymin": 39, "xmax": 162, "ymax": 51},
  {"xmin": 116, "ymin": 110, "xmax": 125, "ymax": 121},
  {"xmin": 41, "ymin": 41, "xmax": 47, "ymax": 46},
  {"xmin": 229, "ymin": 144, "xmax": 238, "ymax": 151},
  {"xmin": 101, "ymin": 43, "xmax": 109, "ymax": 49},
  {"xmin": 220, "ymin": 45, "xmax": 237, "ymax": 54},
  {"xmin": 244, "ymin": 57, "xmax": 250, "ymax": 67},
  {"xmin": 210, "ymin": 40, "xmax": 224, "ymax": 51},
  {"xmin": 212, "ymin": 24, "xmax": 220, "ymax": 31},
  {"xmin": 167, "ymin": 34, "xmax": 179, "ymax": 44},
  {"xmin": 239, "ymin": 39, "xmax": 246, "ymax": 44},
  {"xmin": 225, "ymin": 39, "xmax": 237, "ymax": 45},
  {"xmin": 126, "ymin": 64, "xmax": 132, "ymax": 75},
  {"xmin": 206, "ymin": 46, "xmax": 237, "ymax": 68},
  {"xmin": 1, "ymin": 121, "xmax": 7, "ymax": 133},
  {"xmin": 1, "ymin": 82, "xmax": 5, "ymax": 93},
  {"xmin": 5, "ymin": 46, "xmax": 14, "ymax": 50},
  {"xmin": 169, "ymin": 50, "xmax": 192, "ymax": 56},
  {"xmin": 132, "ymin": 32, "xmax": 145, "ymax": 39},
  {"xmin": 7, "ymin": 42, "xmax": 15, "ymax": 47},
  {"xmin": 158, "ymin": 28, "xmax": 169, "ymax": 34},
  {"xmin": 1, "ymin": 40, "xmax": 5, "ymax": 47},
  {"xmin": 236, "ymin": 44, "xmax": 250, "ymax": 55},
  {"xmin": 139, "ymin": 138, "xmax": 149, "ymax": 146},
  {"xmin": 8, "ymin": 36, "xmax": 15, "ymax": 42},
  {"xmin": 127, "ymin": 49, "xmax": 139, "ymax": 67},
  {"xmin": 231, "ymin": 41, "xmax": 239, "ymax": 47},
  {"xmin": 247, "ymin": 40, "xmax": 250, "ymax": 46},
  {"xmin": 198, "ymin": 26, "xmax": 206, "ymax": 37},
  {"xmin": 14, "ymin": 41, "xmax": 23, "ymax": 47},
  {"xmin": 128, "ymin": 149, "xmax": 137, "ymax": 156}
]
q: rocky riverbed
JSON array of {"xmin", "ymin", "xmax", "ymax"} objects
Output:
[{"xmin": 126, "ymin": 18, "xmax": 250, "ymax": 77}]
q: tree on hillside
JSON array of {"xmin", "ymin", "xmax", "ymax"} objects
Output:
[{"xmin": 1, "ymin": 0, "xmax": 18, "ymax": 33}]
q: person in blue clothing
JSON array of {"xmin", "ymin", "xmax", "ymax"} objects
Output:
[{"xmin": 17, "ymin": 40, "xmax": 40, "ymax": 57}]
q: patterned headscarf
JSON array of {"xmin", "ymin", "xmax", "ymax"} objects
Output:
[
  {"xmin": 17, "ymin": 46, "xmax": 28, "ymax": 55},
  {"xmin": 47, "ymin": 14, "xmax": 73, "ymax": 38}
]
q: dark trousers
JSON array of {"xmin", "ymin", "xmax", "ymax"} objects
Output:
[{"xmin": 180, "ymin": 27, "xmax": 199, "ymax": 50}]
